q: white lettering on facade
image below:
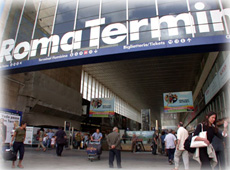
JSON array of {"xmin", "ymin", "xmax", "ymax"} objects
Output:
[{"xmin": 0, "ymin": 2, "xmax": 230, "ymax": 63}]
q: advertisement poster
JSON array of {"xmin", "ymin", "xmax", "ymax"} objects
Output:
[
  {"xmin": 0, "ymin": 108, "xmax": 22, "ymax": 143},
  {"xmin": 125, "ymin": 131, "xmax": 154, "ymax": 144},
  {"xmin": 141, "ymin": 109, "xmax": 151, "ymax": 131},
  {"xmin": 89, "ymin": 98, "xmax": 115, "ymax": 117},
  {"xmin": 163, "ymin": 91, "xmax": 194, "ymax": 113},
  {"xmin": 24, "ymin": 127, "xmax": 33, "ymax": 145}
]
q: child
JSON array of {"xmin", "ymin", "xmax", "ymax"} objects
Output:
[{"xmin": 51, "ymin": 136, "xmax": 56, "ymax": 148}]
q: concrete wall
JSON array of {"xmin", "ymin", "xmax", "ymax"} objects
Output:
[{"xmin": 1, "ymin": 66, "xmax": 83, "ymax": 129}]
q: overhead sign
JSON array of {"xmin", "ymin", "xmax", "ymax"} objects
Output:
[
  {"xmin": 89, "ymin": 98, "xmax": 115, "ymax": 117},
  {"xmin": 0, "ymin": 1, "xmax": 230, "ymax": 71},
  {"xmin": 163, "ymin": 91, "xmax": 194, "ymax": 113}
]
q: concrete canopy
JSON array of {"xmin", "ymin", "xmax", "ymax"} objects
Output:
[{"xmin": 82, "ymin": 53, "xmax": 207, "ymax": 128}]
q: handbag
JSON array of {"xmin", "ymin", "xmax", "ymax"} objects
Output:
[
  {"xmin": 190, "ymin": 124, "xmax": 208, "ymax": 148},
  {"xmin": 3, "ymin": 149, "xmax": 17, "ymax": 161},
  {"xmin": 184, "ymin": 133, "xmax": 196, "ymax": 153}
]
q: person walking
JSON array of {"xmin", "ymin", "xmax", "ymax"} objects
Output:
[
  {"xmin": 131, "ymin": 134, "xmax": 138, "ymax": 152},
  {"xmin": 193, "ymin": 111, "xmax": 228, "ymax": 170},
  {"xmin": 91, "ymin": 129, "xmax": 103, "ymax": 154},
  {"xmin": 173, "ymin": 122, "xmax": 189, "ymax": 170},
  {"xmin": 55, "ymin": 127, "xmax": 67, "ymax": 156},
  {"xmin": 10, "ymin": 121, "xmax": 27, "ymax": 169},
  {"xmin": 152, "ymin": 130, "xmax": 158, "ymax": 155},
  {"xmin": 164, "ymin": 129, "xmax": 177, "ymax": 165},
  {"xmin": 160, "ymin": 131, "xmax": 166, "ymax": 155},
  {"xmin": 36, "ymin": 128, "xmax": 46, "ymax": 151},
  {"xmin": 106, "ymin": 127, "xmax": 122, "ymax": 169}
]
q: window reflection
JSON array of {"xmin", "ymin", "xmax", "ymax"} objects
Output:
[
  {"xmin": 189, "ymin": 0, "xmax": 219, "ymax": 12},
  {"xmin": 157, "ymin": 0, "xmax": 188, "ymax": 16},
  {"xmin": 129, "ymin": 0, "xmax": 156, "ymax": 20},
  {"xmin": 102, "ymin": 0, "xmax": 126, "ymax": 24},
  {"xmin": 16, "ymin": 0, "xmax": 40, "ymax": 44},
  {"xmin": 34, "ymin": 0, "xmax": 57, "ymax": 39},
  {"xmin": 2, "ymin": 1, "xmax": 24, "ymax": 42}
]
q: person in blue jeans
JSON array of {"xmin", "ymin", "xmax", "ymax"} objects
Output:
[
  {"xmin": 47, "ymin": 129, "xmax": 54, "ymax": 148},
  {"xmin": 152, "ymin": 130, "xmax": 158, "ymax": 155},
  {"xmin": 164, "ymin": 129, "xmax": 177, "ymax": 165},
  {"xmin": 160, "ymin": 131, "xmax": 166, "ymax": 154}
]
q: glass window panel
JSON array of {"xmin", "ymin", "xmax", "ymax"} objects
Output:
[
  {"xmin": 189, "ymin": 0, "xmax": 219, "ymax": 12},
  {"xmin": 87, "ymin": 76, "xmax": 92, "ymax": 100},
  {"xmin": 34, "ymin": 0, "xmax": 57, "ymax": 39},
  {"xmin": 92, "ymin": 78, "xmax": 96, "ymax": 98},
  {"xmin": 80, "ymin": 71, "xmax": 84, "ymax": 94},
  {"xmin": 53, "ymin": 22, "xmax": 74, "ymax": 35},
  {"xmin": 101, "ymin": 86, "xmax": 104, "ymax": 98},
  {"xmin": 76, "ymin": 16, "xmax": 100, "ymax": 30},
  {"xmin": 57, "ymin": 0, "xmax": 76, "ymax": 14},
  {"xmin": 129, "ymin": 6, "xmax": 156, "ymax": 20},
  {"xmin": 222, "ymin": 0, "xmax": 230, "ymax": 8},
  {"xmin": 55, "ymin": 12, "xmax": 75, "ymax": 25},
  {"xmin": 78, "ymin": 0, "xmax": 100, "ymax": 8},
  {"xmin": 16, "ymin": 0, "xmax": 40, "ymax": 45},
  {"xmin": 98, "ymin": 84, "xmax": 102, "ymax": 98},
  {"xmin": 130, "ymin": 30, "xmax": 155, "ymax": 44},
  {"xmin": 2, "ymin": 0, "xmax": 24, "ymax": 53},
  {"xmin": 102, "ymin": 0, "xmax": 126, "ymax": 24},
  {"xmin": 157, "ymin": 0, "xmax": 188, "ymax": 16},
  {"xmin": 83, "ymin": 72, "xmax": 88, "ymax": 99},
  {"xmin": 102, "ymin": 0, "xmax": 126, "ymax": 13},
  {"xmin": 102, "ymin": 10, "xmax": 126, "ymax": 24},
  {"xmin": 78, "ymin": 6, "xmax": 99, "ymax": 19},
  {"xmin": 104, "ymin": 88, "xmax": 107, "ymax": 98}
]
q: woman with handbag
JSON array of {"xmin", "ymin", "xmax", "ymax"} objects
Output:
[
  {"xmin": 193, "ymin": 111, "xmax": 228, "ymax": 170},
  {"xmin": 10, "ymin": 121, "xmax": 27, "ymax": 169}
]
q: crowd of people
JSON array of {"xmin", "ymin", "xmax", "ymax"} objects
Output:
[
  {"xmin": 152, "ymin": 112, "xmax": 229, "ymax": 170},
  {"xmin": 1, "ymin": 111, "xmax": 230, "ymax": 169}
]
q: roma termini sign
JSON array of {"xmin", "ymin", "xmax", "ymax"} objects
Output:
[{"xmin": 0, "ymin": 1, "xmax": 230, "ymax": 72}]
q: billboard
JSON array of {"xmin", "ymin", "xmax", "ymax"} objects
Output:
[
  {"xmin": 89, "ymin": 98, "xmax": 115, "ymax": 117},
  {"xmin": 163, "ymin": 91, "xmax": 194, "ymax": 113}
]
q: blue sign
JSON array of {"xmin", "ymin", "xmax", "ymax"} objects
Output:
[{"xmin": 1, "ymin": 35, "xmax": 229, "ymax": 73}]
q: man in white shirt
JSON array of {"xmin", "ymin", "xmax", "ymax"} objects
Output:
[
  {"xmin": 173, "ymin": 122, "xmax": 189, "ymax": 170},
  {"xmin": 164, "ymin": 129, "xmax": 177, "ymax": 165}
]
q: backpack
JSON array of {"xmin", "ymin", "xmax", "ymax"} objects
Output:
[{"xmin": 184, "ymin": 133, "xmax": 196, "ymax": 153}]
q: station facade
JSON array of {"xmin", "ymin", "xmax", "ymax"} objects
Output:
[{"xmin": 0, "ymin": 0, "xmax": 229, "ymax": 132}]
